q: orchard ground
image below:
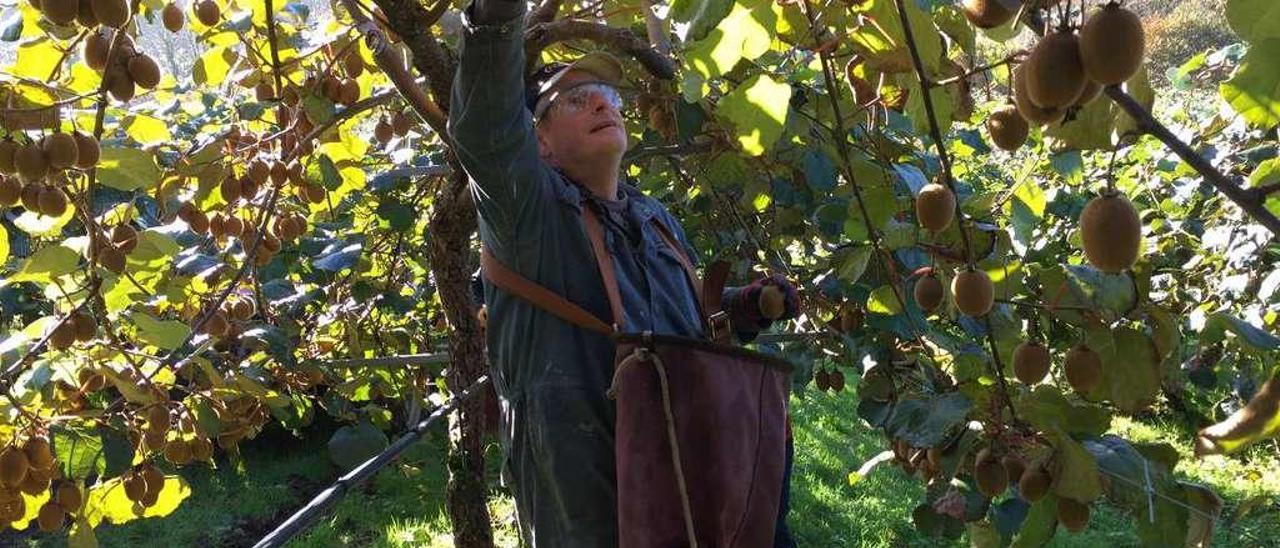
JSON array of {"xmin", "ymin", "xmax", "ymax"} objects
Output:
[{"xmin": 7, "ymin": 377, "xmax": 1277, "ymax": 548}]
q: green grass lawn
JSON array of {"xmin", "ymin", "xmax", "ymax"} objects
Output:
[{"xmin": 11, "ymin": 382, "xmax": 1279, "ymax": 547}]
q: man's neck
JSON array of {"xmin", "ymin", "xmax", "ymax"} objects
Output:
[{"xmin": 562, "ymin": 160, "xmax": 622, "ymax": 201}]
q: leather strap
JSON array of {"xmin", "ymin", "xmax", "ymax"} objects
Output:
[
  {"xmin": 649, "ymin": 220, "xmax": 707, "ymax": 315},
  {"xmin": 581, "ymin": 207, "xmax": 626, "ymax": 330},
  {"xmin": 481, "ymin": 247, "xmax": 614, "ymax": 336},
  {"xmin": 703, "ymin": 260, "xmax": 731, "ymax": 316}
]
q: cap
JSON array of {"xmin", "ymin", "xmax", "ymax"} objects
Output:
[{"xmin": 525, "ymin": 51, "xmax": 624, "ymax": 115}]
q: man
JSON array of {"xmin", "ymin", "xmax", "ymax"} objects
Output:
[{"xmin": 448, "ymin": 0, "xmax": 800, "ymax": 545}]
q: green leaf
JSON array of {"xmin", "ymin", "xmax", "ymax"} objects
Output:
[
  {"xmin": 1196, "ymin": 369, "xmax": 1280, "ymax": 455},
  {"xmin": 97, "ymin": 148, "xmax": 161, "ymax": 191},
  {"xmin": 1249, "ymin": 158, "xmax": 1280, "ymax": 188},
  {"xmin": 866, "ymin": 285, "xmax": 902, "ymax": 315},
  {"xmin": 1012, "ymin": 178, "xmax": 1046, "ymax": 218},
  {"xmin": 52, "ymin": 426, "xmax": 106, "ymax": 479},
  {"xmin": 84, "ymin": 475, "xmax": 191, "ymax": 527},
  {"xmin": 1221, "ymin": 39, "xmax": 1280, "ymax": 128},
  {"xmin": 1045, "ymin": 91, "xmax": 1116, "ymax": 151},
  {"xmin": 1009, "ymin": 496, "xmax": 1057, "ymax": 548},
  {"xmin": 1083, "ymin": 436, "xmax": 1195, "ymax": 547},
  {"xmin": 670, "ymin": 0, "xmax": 733, "ymax": 42},
  {"xmin": 1016, "ymin": 385, "xmax": 1112, "ymax": 437},
  {"xmin": 903, "ymin": 78, "xmax": 954, "ymax": 136},
  {"xmin": 328, "ymin": 421, "xmax": 389, "ymax": 470},
  {"xmin": 833, "ymin": 245, "xmax": 873, "ymax": 284},
  {"xmin": 9, "ymin": 244, "xmax": 80, "ymax": 283},
  {"xmin": 883, "ymin": 392, "xmax": 972, "ymax": 448},
  {"xmin": 1144, "ymin": 304, "xmax": 1181, "ymax": 364},
  {"xmin": 129, "ymin": 311, "xmax": 191, "ymax": 351},
  {"xmin": 1088, "ymin": 327, "xmax": 1161, "ymax": 413},
  {"xmin": 1044, "ymin": 428, "xmax": 1103, "ymax": 503},
  {"xmin": 1114, "ymin": 66, "xmax": 1155, "ymax": 138},
  {"xmin": 1063, "ymin": 265, "xmax": 1137, "ymax": 316},
  {"xmin": 684, "ymin": 0, "xmax": 775, "ymax": 80},
  {"xmin": 716, "ymin": 74, "xmax": 792, "ymax": 156},
  {"xmin": 123, "ymin": 115, "xmax": 172, "ymax": 146},
  {"xmin": 1226, "ymin": 0, "xmax": 1280, "ymax": 42},
  {"xmin": 1201, "ymin": 312, "xmax": 1280, "ymax": 351}
]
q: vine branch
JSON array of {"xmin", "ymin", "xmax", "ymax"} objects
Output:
[{"xmin": 525, "ymin": 19, "xmax": 676, "ymax": 80}]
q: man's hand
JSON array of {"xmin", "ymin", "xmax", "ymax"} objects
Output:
[{"xmin": 739, "ymin": 274, "xmax": 800, "ymax": 327}]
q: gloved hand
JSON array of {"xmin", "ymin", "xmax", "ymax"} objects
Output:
[{"xmin": 739, "ymin": 274, "xmax": 800, "ymax": 328}]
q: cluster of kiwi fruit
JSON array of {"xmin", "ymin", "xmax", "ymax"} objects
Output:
[
  {"xmin": 159, "ymin": 0, "xmax": 219, "ymax": 32},
  {"xmin": 977, "ymin": 1, "xmax": 1145, "ymax": 152},
  {"xmin": 374, "ymin": 109, "xmax": 418, "ymax": 145},
  {"xmin": 119, "ymin": 463, "xmax": 167, "ymax": 508},
  {"xmin": 44, "ymin": 311, "xmax": 97, "ymax": 351},
  {"xmin": 971, "ymin": 445, "xmax": 1091, "ymax": 531},
  {"xmin": 812, "ymin": 367, "xmax": 846, "ymax": 393},
  {"xmin": 0, "ymin": 131, "xmax": 100, "ymax": 218},
  {"xmin": 195, "ymin": 293, "xmax": 257, "ymax": 339},
  {"xmin": 29, "ymin": 0, "xmax": 127, "ymax": 28},
  {"xmin": 910, "ymin": 266, "xmax": 995, "ymax": 318},
  {"xmin": 210, "ymin": 396, "xmax": 273, "ymax": 453},
  {"xmin": 832, "ymin": 302, "xmax": 863, "ymax": 333},
  {"xmin": 1012, "ymin": 338, "xmax": 1102, "ymax": 393},
  {"xmin": 83, "ymin": 27, "xmax": 162, "ymax": 102},
  {"xmin": 0, "ymin": 435, "xmax": 84, "ymax": 532}
]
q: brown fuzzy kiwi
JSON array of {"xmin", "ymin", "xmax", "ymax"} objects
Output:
[
  {"xmin": 262, "ymin": 232, "xmax": 281, "ymax": 254},
  {"xmin": 84, "ymin": 30, "xmax": 111, "ymax": 71},
  {"xmin": 222, "ymin": 215, "xmax": 244, "ymax": 237},
  {"xmin": 42, "ymin": 133, "xmax": 78, "ymax": 170},
  {"xmin": 1019, "ymin": 465, "xmax": 1051, "ymax": 502},
  {"xmin": 758, "ymin": 285, "xmax": 785, "ymax": 320},
  {"xmin": 191, "ymin": 438, "xmax": 213, "ymax": 461},
  {"xmin": 139, "ymin": 465, "xmax": 164, "ymax": 497},
  {"xmin": 110, "ymin": 224, "xmax": 138, "ymax": 253},
  {"xmin": 1065, "ymin": 344, "xmax": 1102, "ymax": 392},
  {"xmin": 20, "ymin": 182, "xmax": 42, "ymax": 211},
  {"xmin": 71, "ymin": 132, "xmax": 99, "ymax": 169},
  {"xmin": 19, "ymin": 467, "xmax": 51, "ymax": 495},
  {"xmin": 37, "ymin": 186, "xmax": 69, "ymax": 217},
  {"xmin": 255, "ymin": 81, "xmax": 275, "ymax": 102},
  {"xmin": 127, "ymin": 54, "xmax": 161, "ymax": 89},
  {"xmin": 987, "ymin": 103, "xmax": 1030, "ymax": 151},
  {"xmin": 814, "ymin": 369, "xmax": 830, "ymax": 392},
  {"xmin": 973, "ymin": 448, "xmax": 1008, "ymax": 497},
  {"xmin": 240, "ymin": 177, "xmax": 260, "ymax": 201},
  {"xmin": 839, "ymin": 305, "xmax": 863, "ymax": 333},
  {"xmin": 91, "ymin": 0, "xmax": 129, "ymax": 27},
  {"xmin": 1079, "ymin": 2, "xmax": 1144, "ymax": 85},
  {"xmin": 1013, "ymin": 67, "xmax": 1064, "ymax": 126},
  {"xmin": 71, "ymin": 311, "xmax": 96, "ymax": 342},
  {"xmin": 1001, "ymin": 455, "xmax": 1026, "ymax": 485},
  {"xmin": 76, "ymin": 0, "xmax": 98, "ymax": 26},
  {"xmin": 50, "ymin": 320, "xmax": 76, "ymax": 350},
  {"xmin": 176, "ymin": 201, "xmax": 200, "ymax": 224},
  {"xmin": 1013, "ymin": 340, "xmax": 1052, "ymax": 384},
  {"xmin": 203, "ymin": 311, "xmax": 229, "ymax": 337},
  {"xmin": 339, "ymin": 78, "xmax": 360, "ymax": 106},
  {"xmin": 218, "ymin": 176, "xmax": 241, "ymax": 202},
  {"xmin": 123, "ymin": 472, "xmax": 147, "ymax": 501},
  {"xmin": 107, "ymin": 70, "xmax": 136, "ymax": 102},
  {"xmin": 23, "ymin": 438, "xmax": 54, "ymax": 471},
  {"xmin": 951, "ymin": 269, "xmax": 994, "ymax": 317},
  {"xmin": 15, "ymin": 142, "xmax": 49, "ymax": 183},
  {"xmin": 0, "ymin": 176, "xmax": 20, "ymax": 207},
  {"xmin": 270, "ymin": 160, "xmax": 287, "ymax": 185},
  {"xmin": 55, "ymin": 482, "xmax": 81, "ymax": 512},
  {"xmin": 231, "ymin": 298, "xmax": 256, "ymax": 321},
  {"xmin": 164, "ymin": 440, "xmax": 192, "ymax": 465},
  {"xmin": 391, "ymin": 110, "xmax": 413, "ymax": 136},
  {"xmin": 344, "ymin": 50, "xmax": 364, "ymax": 78},
  {"xmin": 1056, "ymin": 497, "xmax": 1090, "ymax": 532},
  {"xmin": 246, "ymin": 159, "xmax": 269, "ymax": 185},
  {"xmin": 99, "ymin": 244, "xmax": 126, "ymax": 273},
  {"xmin": 193, "ymin": 0, "xmax": 218, "ymax": 25},
  {"xmin": 0, "ymin": 489, "xmax": 27, "ymax": 522},
  {"xmin": 915, "ymin": 182, "xmax": 956, "ymax": 231},
  {"xmin": 829, "ymin": 369, "xmax": 846, "ymax": 392},
  {"xmin": 302, "ymin": 183, "xmax": 326, "ymax": 204},
  {"xmin": 0, "ymin": 139, "xmax": 17, "ymax": 173},
  {"xmin": 1074, "ymin": 79, "xmax": 1103, "ymax": 107},
  {"xmin": 41, "ymin": 0, "xmax": 78, "ymax": 25},
  {"xmin": 36, "ymin": 500, "xmax": 64, "ymax": 532},
  {"xmin": 374, "ymin": 118, "xmax": 393, "ymax": 144},
  {"xmin": 79, "ymin": 369, "xmax": 106, "ymax": 392},
  {"xmin": 162, "ymin": 2, "xmax": 183, "ymax": 32},
  {"xmin": 209, "ymin": 213, "xmax": 227, "ymax": 239},
  {"xmin": 146, "ymin": 405, "xmax": 170, "ymax": 431},
  {"xmin": 1079, "ymin": 191, "xmax": 1140, "ymax": 273},
  {"xmin": 914, "ymin": 274, "xmax": 944, "ymax": 312},
  {"xmin": 1025, "ymin": 31, "xmax": 1087, "ymax": 108},
  {"xmin": 0, "ymin": 447, "xmax": 30, "ymax": 487},
  {"xmin": 961, "ymin": 0, "xmax": 1015, "ymax": 29}
]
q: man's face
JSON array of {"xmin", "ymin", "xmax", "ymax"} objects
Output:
[{"xmin": 535, "ymin": 69, "xmax": 627, "ymax": 167}]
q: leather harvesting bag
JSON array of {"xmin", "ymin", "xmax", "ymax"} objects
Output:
[{"xmin": 482, "ymin": 206, "xmax": 792, "ymax": 548}]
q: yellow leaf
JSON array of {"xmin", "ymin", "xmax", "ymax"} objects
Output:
[
  {"xmin": 124, "ymin": 115, "xmax": 172, "ymax": 145},
  {"xmin": 66, "ymin": 63, "xmax": 103, "ymax": 95},
  {"xmin": 84, "ymin": 475, "xmax": 191, "ymax": 527},
  {"xmin": 193, "ymin": 46, "xmax": 236, "ymax": 87},
  {"xmin": 11, "ymin": 38, "xmax": 62, "ymax": 80},
  {"xmin": 11, "ymin": 490, "xmax": 52, "ymax": 531}
]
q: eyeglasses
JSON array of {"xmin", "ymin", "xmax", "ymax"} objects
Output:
[{"xmin": 534, "ymin": 81, "xmax": 623, "ymax": 124}]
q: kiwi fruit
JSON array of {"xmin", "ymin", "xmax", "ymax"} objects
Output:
[
  {"xmin": 203, "ymin": 311, "xmax": 230, "ymax": 337},
  {"xmin": 0, "ymin": 489, "xmax": 27, "ymax": 522},
  {"xmin": 759, "ymin": 285, "xmax": 786, "ymax": 320},
  {"xmin": 36, "ymin": 501, "xmax": 64, "ymax": 532},
  {"xmin": 222, "ymin": 215, "xmax": 244, "ymax": 237},
  {"xmin": 987, "ymin": 104, "xmax": 1030, "ymax": 151},
  {"xmin": 79, "ymin": 369, "xmax": 105, "ymax": 392},
  {"xmin": 0, "ymin": 139, "xmax": 17, "ymax": 173},
  {"xmin": 1013, "ymin": 341, "xmax": 1051, "ymax": 384},
  {"xmin": 344, "ymin": 50, "xmax": 364, "ymax": 78},
  {"xmin": 37, "ymin": 186, "xmax": 69, "ymax": 217},
  {"xmin": 176, "ymin": 201, "xmax": 200, "ymax": 224},
  {"xmin": 20, "ymin": 182, "xmax": 42, "ymax": 211},
  {"xmin": 15, "ymin": 142, "xmax": 49, "ymax": 183},
  {"xmin": 1056, "ymin": 497, "xmax": 1090, "ymax": 532},
  {"xmin": 53, "ymin": 482, "xmax": 80, "ymax": 513},
  {"xmin": 231, "ymin": 298, "xmax": 256, "ymax": 321},
  {"xmin": 374, "ymin": 118, "xmax": 393, "ymax": 144},
  {"xmin": 829, "ymin": 369, "xmax": 846, "ymax": 393},
  {"xmin": 162, "ymin": 2, "xmax": 183, "ymax": 32},
  {"xmin": 1001, "ymin": 455, "xmax": 1026, "ymax": 485},
  {"xmin": 84, "ymin": 30, "xmax": 111, "ymax": 71},
  {"xmin": 123, "ymin": 472, "xmax": 147, "ymax": 501},
  {"xmin": 91, "ymin": 0, "xmax": 129, "ymax": 27},
  {"xmin": 961, "ymin": 0, "xmax": 1015, "ymax": 29},
  {"xmin": 269, "ymin": 160, "xmax": 287, "ymax": 184},
  {"xmin": 914, "ymin": 274, "xmax": 944, "ymax": 312},
  {"xmin": 209, "ymin": 213, "xmax": 227, "ymax": 239},
  {"xmin": 19, "ymin": 468, "xmax": 51, "ymax": 495},
  {"xmin": 0, "ymin": 176, "xmax": 20, "ymax": 207},
  {"xmin": 147, "ymin": 405, "xmax": 170, "ymax": 431},
  {"xmin": 323, "ymin": 75, "xmax": 343, "ymax": 102},
  {"xmin": 242, "ymin": 176, "xmax": 261, "ymax": 202},
  {"xmin": 915, "ymin": 182, "xmax": 956, "ymax": 231},
  {"xmin": 99, "ymin": 244, "xmax": 126, "ymax": 273},
  {"xmin": 1074, "ymin": 79, "xmax": 1103, "ymax": 107},
  {"xmin": 49, "ymin": 319, "xmax": 76, "ymax": 350},
  {"xmin": 76, "ymin": 0, "xmax": 98, "ymax": 26},
  {"xmin": 218, "ymin": 176, "xmax": 241, "ymax": 202},
  {"xmin": 41, "ymin": 133, "xmax": 78, "ymax": 170},
  {"xmin": 1019, "ymin": 465, "xmax": 1051, "ymax": 502},
  {"xmin": 973, "ymin": 448, "xmax": 1008, "ymax": 497},
  {"xmin": 22, "ymin": 438, "xmax": 54, "ymax": 471},
  {"xmin": 1079, "ymin": 2, "xmax": 1144, "ymax": 85},
  {"xmin": 302, "ymin": 183, "xmax": 326, "ymax": 204},
  {"xmin": 193, "ymin": 0, "xmax": 218, "ymax": 26},
  {"xmin": 41, "ymin": 0, "xmax": 78, "ymax": 25},
  {"xmin": 110, "ymin": 224, "xmax": 138, "ymax": 253},
  {"xmin": 1025, "ymin": 31, "xmax": 1087, "ymax": 109},
  {"xmin": 255, "ymin": 81, "xmax": 276, "ymax": 102},
  {"xmin": 107, "ymin": 70, "xmax": 137, "ymax": 102},
  {"xmin": 839, "ymin": 305, "xmax": 863, "ymax": 332},
  {"xmin": 246, "ymin": 159, "xmax": 269, "ymax": 185},
  {"xmin": 191, "ymin": 438, "xmax": 213, "ymax": 461},
  {"xmin": 1065, "ymin": 344, "xmax": 1102, "ymax": 392},
  {"xmin": 951, "ymin": 269, "xmax": 994, "ymax": 317},
  {"xmin": 392, "ymin": 110, "xmax": 413, "ymax": 136},
  {"xmin": 68, "ymin": 311, "xmax": 95, "ymax": 342},
  {"xmin": 72, "ymin": 132, "xmax": 100, "ymax": 169},
  {"xmin": 1013, "ymin": 67, "xmax": 1064, "ymax": 126},
  {"xmin": 128, "ymin": 54, "xmax": 161, "ymax": 89},
  {"xmin": 814, "ymin": 369, "xmax": 830, "ymax": 392},
  {"xmin": 188, "ymin": 209, "xmax": 210, "ymax": 234},
  {"xmin": 1079, "ymin": 191, "xmax": 1140, "ymax": 273},
  {"xmin": 164, "ymin": 440, "xmax": 192, "ymax": 465},
  {"xmin": 0, "ymin": 447, "xmax": 30, "ymax": 487},
  {"xmin": 141, "ymin": 489, "xmax": 161, "ymax": 508},
  {"xmin": 340, "ymin": 78, "xmax": 361, "ymax": 106}
]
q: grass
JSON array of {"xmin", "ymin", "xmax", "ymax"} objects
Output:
[{"xmin": 9, "ymin": 383, "xmax": 1279, "ymax": 547}]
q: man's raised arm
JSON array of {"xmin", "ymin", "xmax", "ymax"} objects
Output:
[{"xmin": 447, "ymin": 1, "xmax": 547, "ymax": 243}]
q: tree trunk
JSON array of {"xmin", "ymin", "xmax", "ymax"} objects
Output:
[{"xmin": 427, "ymin": 171, "xmax": 494, "ymax": 548}]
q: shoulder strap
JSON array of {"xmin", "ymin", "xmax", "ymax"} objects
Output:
[
  {"xmin": 581, "ymin": 208, "xmax": 626, "ymax": 329},
  {"xmin": 480, "ymin": 248, "xmax": 614, "ymax": 336}
]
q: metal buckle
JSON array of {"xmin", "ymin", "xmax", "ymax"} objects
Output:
[{"xmin": 708, "ymin": 311, "xmax": 731, "ymax": 342}]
